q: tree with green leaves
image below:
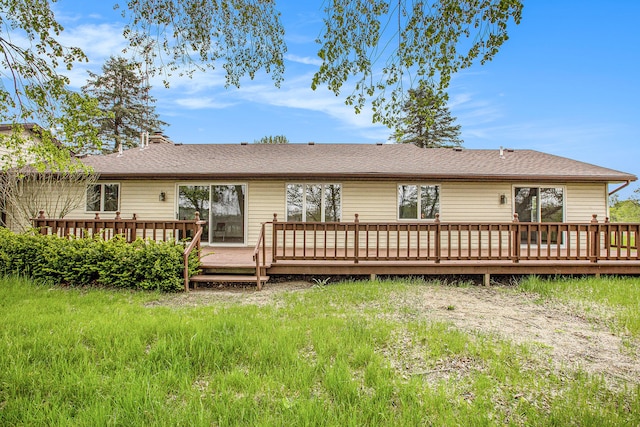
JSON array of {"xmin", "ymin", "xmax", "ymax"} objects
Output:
[
  {"xmin": 392, "ymin": 84, "xmax": 462, "ymax": 148},
  {"xmin": 0, "ymin": 0, "xmax": 101, "ymax": 170},
  {"xmin": 82, "ymin": 56, "xmax": 167, "ymax": 154},
  {"xmin": 609, "ymin": 198, "xmax": 640, "ymax": 222},
  {"xmin": 1, "ymin": 0, "xmax": 522, "ymax": 166},
  {"xmin": 119, "ymin": 0, "xmax": 522, "ymax": 128},
  {"xmin": 254, "ymin": 135, "xmax": 289, "ymax": 144}
]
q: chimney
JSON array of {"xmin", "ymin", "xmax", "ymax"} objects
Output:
[{"xmin": 148, "ymin": 131, "xmax": 173, "ymax": 145}]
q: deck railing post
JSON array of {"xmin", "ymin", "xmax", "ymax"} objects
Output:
[
  {"xmin": 114, "ymin": 211, "xmax": 123, "ymax": 238},
  {"xmin": 262, "ymin": 223, "xmax": 267, "ymax": 269},
  {"xmin": 354, "ymin": 214, "xmax": 359, "ymax": 264},
  {"xmin": 512, "ymin": 213, "xmax": 520, "ymax": 263},
  {"xmin": 590, "ymin": 214, "xmax": 599, "ymax": 263},
  {"xmin": 130, "ymin": 213, "xmax": 138, "ymax": 242},
  {"xmin": 434, "ymin": 214, "xmax": 441, "ymax": 263},
  {"xmin": 194, "ymin": 212, "xmax": 202, "ymax": 251},
  {"xmin": 35, "ymin": 210, "xmax": 48, "ymax": 235},
  {"xmin": 604, "ymin": 216, "xmax": 612, "ymax": 254},
  {"xmin": 272, "ymin": 213, "xmax": 278, "ymax": 263}
]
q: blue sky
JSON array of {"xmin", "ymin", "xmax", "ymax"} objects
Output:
[{"xmin": 53, "ymin": 1, "xmax": 639, "ymax": 197}]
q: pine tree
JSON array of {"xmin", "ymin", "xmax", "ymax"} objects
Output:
[
  {"xmin": 392, "ymin": 85, "xmax": 463, "ymax": 148},
  {"xmin": 82, "ymin": 56, "xmax": 167, "ymax": 153}
]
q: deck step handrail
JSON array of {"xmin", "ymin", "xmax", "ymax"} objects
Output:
[
  {"xmin": 252, "ymin": 222, "xmax": 267, "ymax": 290},
  {"xmin": 271, "ymin": 214, "xmax": 639, "ymax": 264},
  {"xmin": 183, "ymin": 217, "xmax": 206, "ymax": 291}
]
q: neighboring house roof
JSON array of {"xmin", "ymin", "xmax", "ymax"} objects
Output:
[
  {"xmin": 81, "ymin": 142, "xmax": 637, "ymax": 183},
  {"xmin": 0, "ymin": 123, "xmax": 68, "ymax": 168},
  {"xmin": 0, "ymin": 123, "xmax": 41, "ymax": 132},
  {"xmin": 0, "ymin": 123, "xmax": 62, "ymax": 145}
]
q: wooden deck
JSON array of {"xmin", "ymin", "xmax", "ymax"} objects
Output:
[
  {"xmin": 199, "ymin": 245, "xmax": 640, "ymax": 287},
  {"xmin": 32, "ymin": 213, "xmax": 640, "ymax": 290}
]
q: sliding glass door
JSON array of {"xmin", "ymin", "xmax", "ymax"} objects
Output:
[
  {"xmin": 514, "ymin": 186, "xmax": 564, "ymax": 244},
  {"xmin": 177, "ymin": 185, "xmax": 210, "ymax": 243},
  {"xmin": 211, "ymin": 185, "xmax": 246, "ymax": 244},
  {"xmin": 177, "ymin": 184, "xmax": 246, "ymax": 245}
]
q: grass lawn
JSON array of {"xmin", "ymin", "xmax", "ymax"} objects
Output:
[
  {"xmin": 519, "ymin": 275, "xmax": 640, "ymax": 338},
  {"xmin": 0, "ymin": 276, "xmax": 639, "ymax": 426}
]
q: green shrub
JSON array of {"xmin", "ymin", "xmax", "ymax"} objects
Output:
[{"xmin": 0, "ymin": 228, "xmax": 199, "ymax": 292}]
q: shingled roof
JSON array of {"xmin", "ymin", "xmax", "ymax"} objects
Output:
[{"xmin": 80, "ymin": 143, "xmax": 637, "ymax": 183}]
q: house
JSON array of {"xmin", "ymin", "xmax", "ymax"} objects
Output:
[
  {"xmin": 0, "ymin": 123, "xmax": 66, "ymax": 168},
  {"xmin": 1, "ymin": 123, "xmax": 53, "ymax": 227},
  {"xmin": 0, "ymin": 123, "xmax": 91, "ymax": 230},
  {"xmin": 28, "ymin": 139, "xmax": 640, "ymax": 287},
  {"xmin": 67, "ymin": 140, "xmax": 634, "ymax": 242}
]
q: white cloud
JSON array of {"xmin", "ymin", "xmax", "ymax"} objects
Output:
[
  {"xmin": 174, "ymin": 98, "xmax": 236, "ymax": 110},
  {"xmin": 443, "ymin": 87, "xmax": 620, "ymax": 153},
  {"xmin": 54, "ymin": 14, "xmax": 387, "ymax": 141},
  {"xmin": 285, "ymin": 54, "xmax": 323, "ymax": 67},
  {"xmin": 233, "ymin": 74, "xmax": 388, "ymax": 137},
  {"xmin": 58, "ymin": 23, "xmax": 127, "ymax": 61},
  {"xmin": 448, "ymin": 91, "xmax": 504, "ymax": 126}
]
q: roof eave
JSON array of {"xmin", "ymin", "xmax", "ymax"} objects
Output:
[{"xmin": 92, "ymin": 172, "xmax": 638, "ymax": 182}]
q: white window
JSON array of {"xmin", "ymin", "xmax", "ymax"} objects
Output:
[
  {"xmin": 286, "ymin": 183, "xmax": 341, "ymax": 222},
  {"xmin": 86, "ymin": 183, "xmax": 120, "ymax": 212},
  {"xmin": 398, "ymin": 184, "xmax": 440, "ymax": 220}
]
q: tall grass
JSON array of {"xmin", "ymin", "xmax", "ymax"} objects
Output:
[
  {"xmin": 0, "ymin": 276, "xmax": 638, "ymax": 426},
  {"xmin": 519, "ymin": 275, "xmax": 640, "ymax": 338}
]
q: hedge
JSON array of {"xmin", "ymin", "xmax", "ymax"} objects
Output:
[{"xmin": 0, "ymin": 228, "xmax": 200, "ymax": 292}]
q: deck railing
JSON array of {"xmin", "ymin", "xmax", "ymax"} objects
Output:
[
  {"xmin": 271, "ymin": 214, "xmax": 639, "ymax": 264},
  {"xmin": 33, "ymin": 210, "xmax": 202, "ymax": 242},
  {"xmin": 33, "ymin": 211, "xmax": 206, "ymax": 292}
]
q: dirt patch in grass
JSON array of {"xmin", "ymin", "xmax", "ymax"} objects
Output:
[
  {"xmin": 392, "ymin": 286, "xmax": 640, "ymax": 386},
  {"xmin": 153, "ymin": 281, "xmax": 640, "ymax": 387},
  {"xmin": 150, "ymin": 280, "xmax": 313, "ymax": 308}
]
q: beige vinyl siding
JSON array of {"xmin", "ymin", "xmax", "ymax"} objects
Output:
[
  {"xmin": 247, "ymin": 180, "xmax": 284, "ymax": 246},
  {"xmin": 343, "ymin": 181, "xmax": 513, "ymax": 224},
  {"xmin": 0, "ymin": 129, "xmax": 37, "ymax": 168},
  {"xmin": 5, "ymin": 181, "xmax": 86, "ymax": 232},
  {"xmin": 442, "ymin": 182, "xmax": 513, "ymax": 222},
  {"xmin": 64, "ymin": 180, "xmax": 176, "ymax": 220},
  {"xmin": 248, "ymin": 180, "xmax": 609, "ymax": 249},
  {"xmin": 565, "ymin": 183, "xmax": 608, "ymax": 223},
  {"xmin": 52, "ymin": 180, "xmax": 179, "ymax": 241},
  {"xmin": 388, "ymin": 181, "xmax": 512, "ymax": 250},
  {"xmin": 123, "ymin": 181, "xmax": 176, "ymax": 219},
  {"xmin": 23, "ymin": 179, "xmax": 611, "ymax": 251},
  {"xmin": 342, "ymin": 181, "xmax": 397, "ymax": 222}
]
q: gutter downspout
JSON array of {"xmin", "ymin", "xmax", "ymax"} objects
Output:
[{"xmin": 608, "ymin": 180, "xmax": 631, "ymax": 196}]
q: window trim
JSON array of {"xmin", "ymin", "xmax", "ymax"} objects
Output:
[
  {"xmin": 286, "ymin": 182, "xmax": 342, "ymax": 222},
  {"xmin": 86, "ymin": 182, "xmax": 120, "ymax": 213},
  {"xmin": 512, "ymin": 184, "xmax": 565, "ymax": 223},
  {"xmin": 397, "ymin": 183, "xmax": 441, "ymax": 221}
]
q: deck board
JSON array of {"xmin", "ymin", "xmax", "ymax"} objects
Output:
[{"xmin": 199, "ymin": 246, "xmax": 640, "ymax": 278}]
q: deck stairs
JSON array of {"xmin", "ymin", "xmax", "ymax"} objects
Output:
[{"xmin": 188, "ymin": 248, "xmax": 270, "ymax": 289}]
